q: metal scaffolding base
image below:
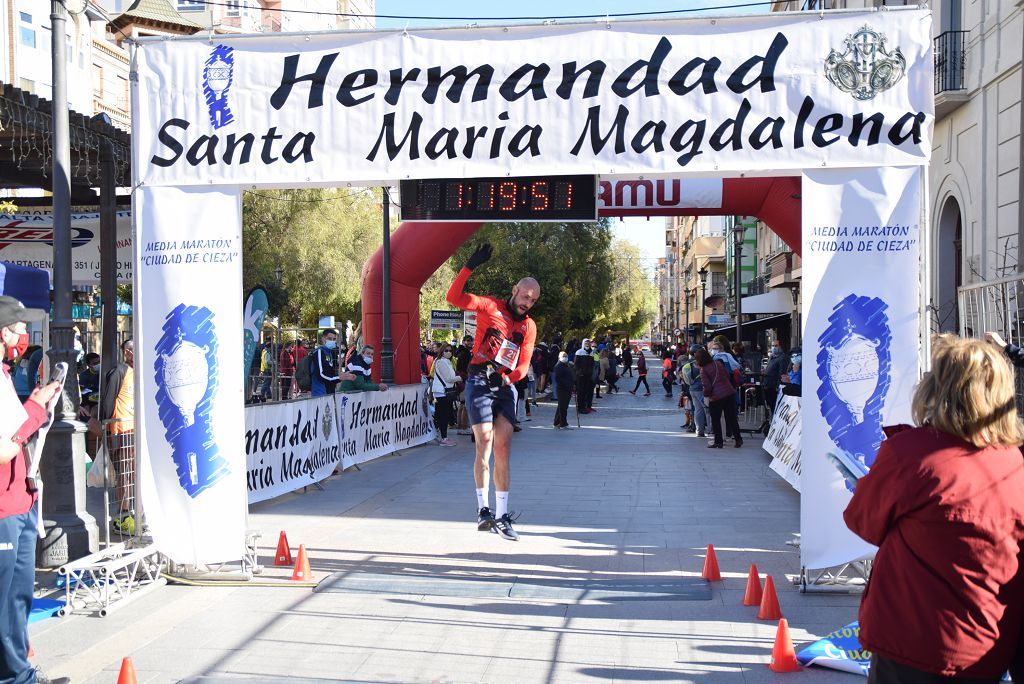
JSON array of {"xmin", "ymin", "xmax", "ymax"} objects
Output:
[
  {"xmin": 799, "ymin": 560, "xmax": 871, "ymax": 593},
  {"xmin": 164, "ymin": 529, "xmax": 264, "ymax": 582},
  {"xmin": 58, "ymin": 541, "xmax": 165, "ymax": 617}
]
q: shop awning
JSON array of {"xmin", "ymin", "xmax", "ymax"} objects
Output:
[
  {"xmin": 741, "ymin": 289, "xmax": 792, "ymax": 314},
  {"xmin": 712, "ymin": 312, "xmax": 791, "ymax": 336}
]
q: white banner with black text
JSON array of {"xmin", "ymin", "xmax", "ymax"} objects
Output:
[
  {"xmin": 764, "ymin": 393, "xmax": 801, "ymax": 493},
  {"xmin": 134, "ymin": 10, "xmax": 933, "ymax": 187},
  {"xmin": 800, "ymin": 166, "xmax": 920, "ymax": 570},
  {"xmin": 245, "ymin": 386, "xmax": 436, "ymax": 504}
]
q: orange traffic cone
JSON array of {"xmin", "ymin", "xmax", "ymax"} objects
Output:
[
  {"xmin": 290, "ymin": 544, "xmax": 312, "ymax": 581},
  {"xmin": 701, "ymin": 544, "xmax": 722, "ymax": 581},
  {"xmin": 117, "ymin": 657, "xmax": 138, "ymax": 684},
  {"xmin": 742, "ymin": 564, "xmax": 763, "ymax": 606},
  {"xmin": 274, "ymin": 531, "xmax": 293, "ymax": 567},
  {"xmin": 768, "ymin": 619, "xmax": 801, "ymax": 672},
  {"xmin": 758, "ymin": 575, "xmax": 782, "ymax": 620}
]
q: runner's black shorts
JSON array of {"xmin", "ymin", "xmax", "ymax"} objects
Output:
[{"xmin": 464, "ymin": 373, "xmax": 517, "ymax": 427}]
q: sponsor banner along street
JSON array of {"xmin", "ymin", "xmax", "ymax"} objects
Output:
[{"xmin": 245, "ymin": 386, "xmax": 436, "ymax": 504}]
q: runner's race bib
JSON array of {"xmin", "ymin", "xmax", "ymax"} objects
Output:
[{"xmin": 495, "ymin": 338, "xmax": 520, "ymax": 370}]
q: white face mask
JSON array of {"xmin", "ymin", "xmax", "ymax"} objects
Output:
[
  {"xmin": 443, "ymin": 351, "xmax": 452, "ymax": 358},
  {"xmin": 363, "ymin": 355, "xmax": 373, "ymax": 364}
]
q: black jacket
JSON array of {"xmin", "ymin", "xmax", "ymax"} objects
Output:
[
  {"xmin": 99, "ymin": 363, "xmax": 129, "ymax": 421},
  {"xmin": 573, "ymin": 349, "xmax": 595, "ymax": 382},
  {"xmin": 553, "ymin": 361, "xmax": 574, "ymax": 390}
]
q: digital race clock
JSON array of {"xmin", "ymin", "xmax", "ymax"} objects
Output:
[{"xmin": 399, "ymin": 175, "xmax": 597, "ymax": 222}]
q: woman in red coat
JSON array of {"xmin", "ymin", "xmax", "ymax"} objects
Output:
[{"xmin": 844, "ymin": 334, "xmax": 1024, "ymax": 683}]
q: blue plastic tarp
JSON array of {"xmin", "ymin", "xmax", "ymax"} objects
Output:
[{"xmin": 0, "ymin": 262, "xmax": 50, "ymax": 312}]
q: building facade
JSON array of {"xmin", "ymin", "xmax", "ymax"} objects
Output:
[{"xmin": 772, "ymin": 0, "xmax": 1023, "ymax": 338}]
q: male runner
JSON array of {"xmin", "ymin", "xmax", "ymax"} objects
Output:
[{"xmin": 446, "ymin": 244, "xmax": 538, "ymax": 541}]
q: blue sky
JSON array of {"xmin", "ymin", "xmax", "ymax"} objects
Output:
[{"xmin": 374, "ymin": 1, "xmax": 755, "ymax": 29}]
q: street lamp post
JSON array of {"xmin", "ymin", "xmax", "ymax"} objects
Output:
[
  {"xmin": 698, "ymin": 266, "xmax": 709, "ymax": 344},
  {"xmin": 37, "ymin": 0, "xmax": 99, "ymax": 567},
  {"xmin": 733, "ymin": 222, "xmax": 746, "ymax": 345},
  {"xmin": 684, "ymin": 286, "xmax": 691, "ymax": 346}
]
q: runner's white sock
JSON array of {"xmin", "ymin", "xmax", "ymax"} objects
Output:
[
  {"xmin": 496, "ymin": 491, "xmax": 509, "ymax": 518},
  {"xmin": 476, "ymin": 488, "xmax": 489, "ymax": 510}
]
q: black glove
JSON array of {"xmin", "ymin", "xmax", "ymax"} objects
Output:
[
  {"xmin": 487, "ymin": 369, "xmax": 504, "ymax": 390},
  {"xmin": 465, "ymin": 243, "xmax": 493, "ymax": 271}
]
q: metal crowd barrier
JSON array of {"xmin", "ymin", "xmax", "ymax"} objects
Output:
[
  {"xmin": 737, "ymin": 382, "xmax": 769, "ymax": 436},
  {"xmin": 958, "ymin": 274, "xmax": 1024, "ymax": 409},
  {"xmin": 98, "ymin": 418, "xmax": 139, "ymax": 547}
]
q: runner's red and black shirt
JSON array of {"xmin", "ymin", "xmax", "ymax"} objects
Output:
[{"xmin": 446, "ymin": 267, "xmax": 536, "ymax": 385}]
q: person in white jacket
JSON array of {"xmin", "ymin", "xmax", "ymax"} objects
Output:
[{"xmin": 431, "ymin": 343, "xmax": 460, "ymax": 447}]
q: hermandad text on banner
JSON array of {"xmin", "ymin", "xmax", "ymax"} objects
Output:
[
  {"xmin": 134, "ymin": 10, "xmax": 933, "ymax": 187},
  {"xmin": 245, "ymin": 386, "xmax": 435, "ymax": 504}
]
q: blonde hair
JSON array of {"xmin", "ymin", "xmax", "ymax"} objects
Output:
[{"xmin": 912, "ymin": 334, "xmax": 1024, "ymax": 448}]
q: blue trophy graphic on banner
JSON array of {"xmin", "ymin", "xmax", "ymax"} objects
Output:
[
  {"xmin": 816, "ymin": 295, "xmax": 891, "ymax": 492},
  {"xmin": 154, "ymin": 304, "xmax": 230, "ymax": 498},
  {"xmin": 203, "ymin": 45, "xmax": 235, "ymax": 130}
]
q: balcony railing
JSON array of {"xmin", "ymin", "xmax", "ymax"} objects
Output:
[{"xmin": 935, "ymin": 30, "xmax": 968, "ymax": 95}]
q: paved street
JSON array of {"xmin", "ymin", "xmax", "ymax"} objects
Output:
[{"xmin": 33, "ymin": 389, "xmax": 861, "ymax": 683}]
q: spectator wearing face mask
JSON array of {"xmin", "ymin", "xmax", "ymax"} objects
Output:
[
  {"xmin": 782, "ymin": 348, "xmax": 802, "ymax": 397},
  {"xmin": 340, "ymin": 344, "xmax": 389, "ymax": 393},
  {"xmin": 762, "ymin": 341, "xmax": 788, "ymax": 413},
  {"xmin": 311, "ymin": 329, "xmax": 356, "ymax": 397}
]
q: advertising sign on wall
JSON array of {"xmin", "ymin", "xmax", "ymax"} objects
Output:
[
  {"xmin": 0, "ymin": 211, "xmax": 133, "ymax": 284},
  {"xmin": 430, "ymin": 309, "xmax": 463, "ymax": 330}
]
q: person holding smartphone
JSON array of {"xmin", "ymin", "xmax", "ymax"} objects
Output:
[{"xmin": 0, "ymin": 296, "xmax": 65, "ymax": 684}]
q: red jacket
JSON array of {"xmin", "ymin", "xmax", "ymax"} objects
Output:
[
  {"xmin": 699, "ymin": 360, "xmax": 734, "ymax": 402},
  {"xmin": 844, "ymin": 426, "xmax": 1024, "ymax": 678},
  {"xmin": 1, "ymin": 364, "xmax": 47, "ymax": 518}
]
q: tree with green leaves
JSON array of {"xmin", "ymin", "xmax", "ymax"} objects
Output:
[
  {"xmin": 242, "ymin": 188, "xmax": 392, "ymax": 327},
  {"xmin": 449, "ymin": 220, "xmax": 617, "ymax": 339}
]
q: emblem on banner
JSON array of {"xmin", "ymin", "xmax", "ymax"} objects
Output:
[
  {"xmin": 203, "ymin": 45, "xmax": 235, "ymax": 129},
  {"xmin": 336, "ymin": 395, "xmax": 347, "ymax": 440},
  {"xmin": 816, "ymin": 295, "xmax": 891, "ymax": 492},
  {"xmin": 155, "ymin": 304, "xmax": 230, "ymax": 498},
  {"xmin": 824, "ymin": 26, "xmax": 906, "ymax": 101},
  {"xmin": 322, "ymin": 398, "xmax": 333, "ymax": 439}
]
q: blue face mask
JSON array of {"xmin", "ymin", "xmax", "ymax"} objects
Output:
[
  {"xmin": 325, "ymin": 340, "xmax": 337, "ymax": 350},
  {"xmin": 791, "ymin": 354, "xmax": 801, "ymax": 366}
]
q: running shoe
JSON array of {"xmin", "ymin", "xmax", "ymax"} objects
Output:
[
  {"xmin": 439, "ymin": 438, "xmax": 456, "ymax": 447},
  {"xmin": 112, "ymin": 514, "xmax": 135, "ymax": 536},
  {"xmin": 477, "ymin": 507, "xmax": 495, "ymax": 531},
  {"xmin": 492, "ymin": 513, "xmax": 520, "ymax": 541}
]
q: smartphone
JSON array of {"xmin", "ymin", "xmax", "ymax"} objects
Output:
[{"xmin": 50, "ymin": 361, "xmax": 68, "ymax": 386}]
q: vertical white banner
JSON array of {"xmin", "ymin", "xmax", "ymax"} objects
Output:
[
  {"xmin": 135, "ymin": 186, "xmax": 246, "ymax": 565},
  {"xmin": 800, "ymin": 167, "xmax": 921, "ymax": 570}
]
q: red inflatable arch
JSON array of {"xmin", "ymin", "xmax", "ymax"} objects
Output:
[{"xmin": 361, "ymin": 176, "xmax": 801, "ymax": 385}]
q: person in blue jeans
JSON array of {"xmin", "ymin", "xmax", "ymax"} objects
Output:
[
  {"xmin": 683, "ymin": 346, "xmax": 707, "ymax": 438},
  {"xmin": 0, "ymin": 296, "xmax": 65, "ymax": 684}
]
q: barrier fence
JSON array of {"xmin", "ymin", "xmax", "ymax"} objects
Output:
[{"xmin": 958, "ymin": 274, "xmax": 1024, "ymax": 408}]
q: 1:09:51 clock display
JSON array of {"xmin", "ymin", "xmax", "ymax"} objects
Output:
[{"xmin": 399, "ymin": 175, "xmax": 597, "ymax": 222}]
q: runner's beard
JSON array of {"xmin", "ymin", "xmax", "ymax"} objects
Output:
[{"xmin": 507, "ymin": 297, "xmax": 528, "ymax": 322}]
